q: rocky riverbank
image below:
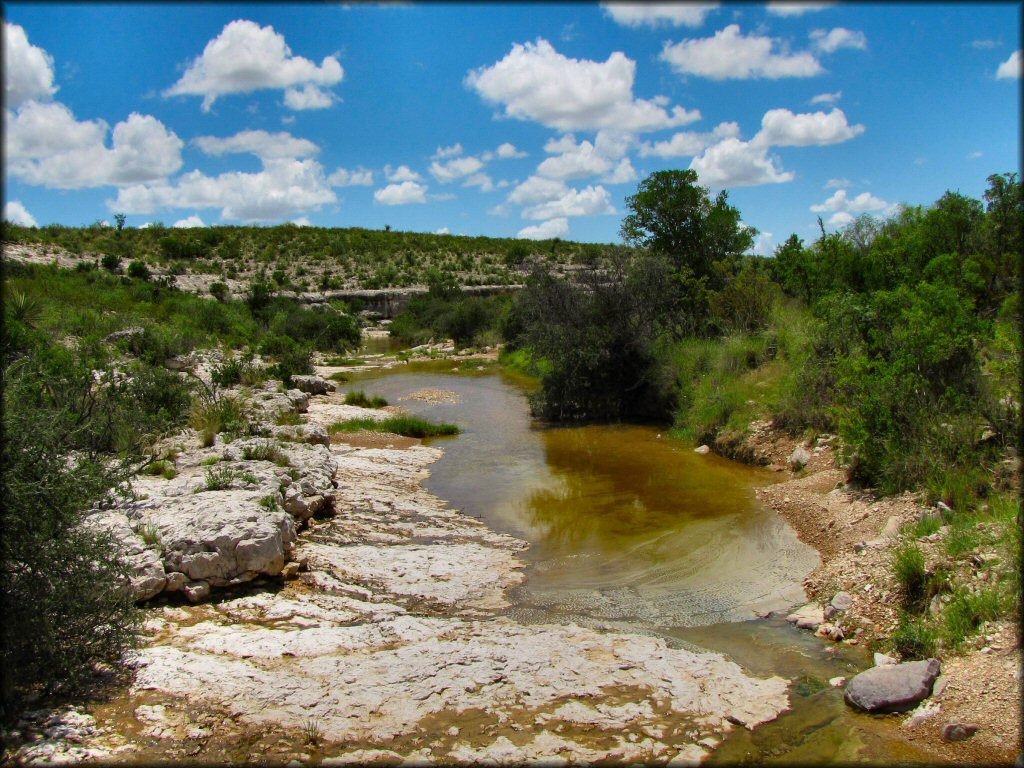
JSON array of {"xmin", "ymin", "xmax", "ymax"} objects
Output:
[
  {"xmin": 5, "ymin": 364, "xmax": 796, "ymax": 765},
  {"xmin": 721, "ymin": 421, "xmax": 1021, "ymax": 765}
]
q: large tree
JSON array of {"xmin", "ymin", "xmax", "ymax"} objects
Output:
[{"xmin": 619, "ymin": 169, "xmax": 755, "ymax": 285}]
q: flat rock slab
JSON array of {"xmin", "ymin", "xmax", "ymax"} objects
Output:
[
  {"xmin": 844, "ymin": 658, "xmax": 941, "ymax": 713},
  {"xmin": 785, "ymin": 603, "xmax": 825, "ymax": 630}
]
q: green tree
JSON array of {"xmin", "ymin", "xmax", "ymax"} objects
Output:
[{"xmin": 620, "ymin": 170, "xmax": 755, "ymax": 285}]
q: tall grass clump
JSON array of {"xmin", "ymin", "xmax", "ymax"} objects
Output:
[
  {"xmin": 190, "ymin": 396, "xmax": 253, "ymax": 446},
  {"xmin": 344, "ymin": 390, "xmax": 388, "ymax": 408},
  {"xmin": 892, "ymin": 542, "xmax": 929, "ymax": 607},
  {"xmin": 329, "ymin": 415, "xmax": 459, "ymax": 438}
]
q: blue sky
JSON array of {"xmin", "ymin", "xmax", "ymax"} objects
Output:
[{"xmin": 3, "ymin": 2, "xmax": 1020, "ymax": 253}]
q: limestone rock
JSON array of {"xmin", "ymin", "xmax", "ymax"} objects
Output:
[
  {"xmin": 694, "ymin": 445, "xmax": 711, "ymax": 455},
  {"xmin": 873, "ymin": 652, "xmax": 898, "ymax": 666},
  {"xmin": 120, "ymin": 491, "xmax": 297, "ymax": 585},
  {"xmin": 844, "ymin": 658, "xmax": 941, "ymax": 713},
  {"xmin": 941, "ymin": 722, "xmax": 979, "ymax": 742},
  {"xmin": 880, "ymin": 516, "xmax": 901, "ymax": 539},
  {"xmin": 785, "ymin": 603, "xmax": 825, "ymax": 630},
  {"xmin": 290, "ymin": 375, "xmax": 336, "ymax": 395},
  {"xmin": 788, "ymin": 446, "xmax": 810, "ymax": 471},
  {"xmin": 85, "ymin": 510, "xmax": 167, "ymax": 601}
]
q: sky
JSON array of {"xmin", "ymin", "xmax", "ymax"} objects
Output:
[{"xmin": 3, "ymin": 2, "xmax": 1021, "ymax": 253}]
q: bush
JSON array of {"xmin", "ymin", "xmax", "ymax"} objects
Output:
[
  {"xmin": 101, "ymin": 253, "xmax": 120, "ymax": 272},
  {"xmin": 126, "ymin": 260, "xmax": 150, "ymax": 280},
  {"xmin": 189, "ymin": 396, "xmax": 253, "ymax": 446}
]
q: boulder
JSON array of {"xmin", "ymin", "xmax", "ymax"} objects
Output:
[
  {"xmin": 290, "ymin": 375, "xmax": 336, "ymax": 396},
  {"xmin": 119, "ymin": 491, "xmax": 297, "ymax": 586},
  {"xmin": 85, "ymin": 510, "xmax": 167, "ymax": 601},
  {"xmin": 270, "ymin": 423, "xmax": 330, "ymax": 446},
  {"xmin": 788, "ymin": 446, "xmax": 811, "ymax": 471},
  {"xmin": 825, "ymin": 590, "xmax": 854, "ymax": 618},
  {"xmin": 785, "ymin": 603, "xmax": 824, "ymax": 630},
  {"xmin": 844, "ymin": 659, "xmax": 941, "ymax": 713}
]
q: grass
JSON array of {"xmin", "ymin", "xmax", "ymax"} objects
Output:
[
  {"xmin": 908, "ymin": 514, "xmax": 943, "ymax": 538},
  {"xmin": 329, "ymin": 414, "xmax": 459, "ymax": 438},
  {"xmin": 139, "ymin": 523, "xmax": 161, "ymax": 549},
  {"xmin": 323, "ymin": 355, "xmax": 364, "ymax": 366},
  {"xmin": 200, "ymin": 455, "xmax": 221, "ymax": 466},
  {"xmin": 258, "ymin": 495, "xmax": 280, "ymax": 512},
  {"xmin": 190, "ymin": 396, "xmax": 252, "ymax": 447},
  {"xmin": 891, "ymin": 542, "xmax": 929, "ymax": 607},
  {"xmin": 943, "ymin": 586, "xmax": 1003, "ymax": 649},
  {"xmin": 202, "ymin": 466, "xmax": 237, "ymax": 491},
  {"xmin": 241, "ymin": 440, "xmax": 290, "ymax": 466},
  {"xmin": 302, "ymin": 718, "xmax": 323, "ymax": 746},
  {"xmin": 891, "ymin": 612, "xmax": 939, "ymax": 659},
  {"xmin": 144, "ymin": 459, "xmax": 177, "ymax": 480},
  {"xmin": 274, "ymin": 410, "xmax": 304, "ymax": 426},
  {"xmin": 328, "ymin": 371, "xmax": 350, "ymax": 383},
  {"xmin": 344, "ymin": 389, "xmax": 388, "ymax": 408}
]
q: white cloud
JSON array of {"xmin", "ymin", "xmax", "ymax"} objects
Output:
[
  {"xmin": 3, "ymin": 200, "xmax": 38, "ymax": 227},
  {"xmin": 194, "ymin": 129, "xmax": 319, "ymax": 160},
  {"xmin": 522, "ymin": 185, "xmax": 615, "ymax": 220},
  {"xmin": 810, "ymin": 90, "xmax": 841, "ymax": 105},
  {"xmin": 751, "ymin": 231, "xmax": 774, "ymax": 255},
  {"xmin": 283, "ymin": 83, "xmax": 337, "ymax": 110},
  {"xmin": 996, "ymin": 50, "xmax": 1021, "ymax": 79},
  {"xmin": 434, "ymin": 226, "xmax": 450, "ymax": 235},
  {"xmin": 463, "ymin": 172, "xmax": 495, "ymax": 192},
  {"xmin": 825, "ymin": 177, "xmax": 851, "ymax": 189},
  {"xmin": 755, "ymin": 107, "xmax": 864, "ymax": 146},
  {"xmin": 496, "ymin": 142, "xmax": 527, "ymax": 159},
  {"xmin": 537, "ymin": 135, "xmax": 612, "ymax": 180},
  {"xmin": 518, "ymin": 217, "xmax": 569, "ymax": 240},
  {"xmin": 967, "ymin": 151, "xmax": 983, "ymax": 160},
  {"xmin": 972, "ymin": 39, "xmax": 1001, "ymax": 50},
  {"xmin": 810, "ymin": 27, "xmax": 867, "ymax": 53},
  {"xmin": 507, "ymin": 175, "xmax": 569, "ymax": 206},
  {"xmin": 6, "ymin": 103, "xmax": 183, "ymax": 189},
  {"xmin": 373, "ymin": 181, "xmax": 428, "ymax": 205},
  {"xmin": 430, "ymin": 155, "xmax": 485, "ymax": 183},
  {"xmin": 164, "ymin": 19, "xmax": 343, "ymax": 111},
  {"xmin": 113, "ymin": 158, "xmax": 337, "ymax": 222},
  {"xmin": 466, "ymin": 38, "xmax": 700, "ymax": 132},
  {"xmin": 292, "ymin": 216, "xmax": 312, "ymax": 226},
  {"xmin": 602, "ymin": 3, "xmax": 719, "ymax": 28},
  {"xmin": 173, "ymin": 215, "xmax": 206, "ymax": 228},
  {"xmin": 386, "ymin": 164, "xmax": 422, "ymax": 182},
  {"xmin": 810, "ymin": 189, "xmax": 892, "ymax": 227},
  {"xmin": 689, "ymin": 137, "xmax": 794, "ymax": 188},
  {"xmin": 328, "ymin": 166, "xmax": 374, "ymax": 186},
  {"xmin": 638, "ymin": 121, "xmax": 740, "ymax": 158},
  {"xmin": 603, "ymin": 158, "xmax": 639, "ymax": 184},
  {"xmin": 660, "ymin": 25, "xmax": 824, "ymax": 80},
  {"xmin": 433, "ymin": 143, "xmax": 463, "ymax": 159},
  {"xmin": 766, "ymin": 2, "xmax": 834, "ymax": 16},
  {"xmin": 4, "ymin": 22, "xmax": 57, "ymax": 107}
]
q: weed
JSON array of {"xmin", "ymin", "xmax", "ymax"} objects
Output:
[
  {"xmin": 275, "ymin": 410, "xmax": 304, "ymax": 426},
  {"xmin": 909, "ymin": 514, "xmax": 943, "ymax": 538},
  {"xmin": 237, "ymin": 470, "xmax": 258, "ymax": 485},
  {"xmin": 258, "ymin": 495, "xmax": 279, "ymax": 512},
  {"xmin": 200, "ymin": 455, "xmax": 221, "ymax": 466},
  {"xmin": 323, "ymin": 355, "xmax": 364, "ymax": 366},
  {"xmin": 139, "ymin": 523, "xmax": 161, "ymax": 549},
  {"xmin": 943, "ymin": 522, "xmax": 982, "ymax": 559},
  {"xmin": 202, "ymin": 466, "xmax": 237, "ymax": 491},
  {"xmin": 303, "ymin": 718, "xmax": 322, "ymax": 746},
  {"xmin": 328, "ymin": 371, "xmax": 350, "ymax": 383},
  {"xmin": 241, "ymin": 439, "xmax": 289, "ymax": 465},
  {"xmin": 190, "ymin": 396, "xmax": 252, "ymax": 446},
  {"xmin": 943, "ymin": 586, "xmax": 1004, "ymax": 648},
  {"xmin": 344, "ymin": 390, "xmax": 389, "ymax": 408}
]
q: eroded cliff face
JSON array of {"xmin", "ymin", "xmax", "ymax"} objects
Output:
[{"xmin": 11, "ymin": 378, "xmax": 792, "ymax": 765}]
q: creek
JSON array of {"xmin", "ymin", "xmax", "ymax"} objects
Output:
[{"xmin": 343, "ymin": 360, "xmax": 936, "ymax": 763}]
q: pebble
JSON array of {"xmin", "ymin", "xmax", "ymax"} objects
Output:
[{"xmin": 942, "ymin": 722, "xmax": 980, "ymax": 742}]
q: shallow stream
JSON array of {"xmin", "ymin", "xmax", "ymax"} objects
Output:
[{"xmin": 344, "ymin": 361, "xmax": 937, "ymax": 763}]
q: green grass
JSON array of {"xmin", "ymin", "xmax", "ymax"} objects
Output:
[
  {"xmin": 943, "ymin": 586, "xmax": 1003, "ymax": 649},
  {"xmin": 344, "ymin": 389, "xmax": 388, "ymax": 408},
  {"xmin": 274, "ymin": 410, "xmax": 304, "ymax": 426},
  {"xmin": 241, "ymin": 440, "xmax": 290, "ymax": 466},
  {"xmin": 891, "ymin": 542, "xmax": 929, "ymax": 607},
  {"xmin": 201, "ymin": 466, "xmax": 237, "ymax": 491},
  {"xmin": 190, "ymin": 396, "xmax": 252, "ymax": 446},
  {"xmin": 891, "ymin": 612, "xmax": 939, "ymax": 659},
  {"xmin": 328, "ymin": 415, "xmax": 459, "ymax": 438},
  {"xmin": 323, "ymin": 356, "xmax": 365, "ymax": 366}
]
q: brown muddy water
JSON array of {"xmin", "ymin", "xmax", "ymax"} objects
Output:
[{"xmin": 344, "ymin": 362, "xmax": 938, "ymax": 764}]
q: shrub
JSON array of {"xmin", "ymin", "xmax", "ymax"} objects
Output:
[
  {"xmin": 190, "ymin": 396, "xmax": 253, "ymax": 446},
  {"xmin": 202, "ymin": 466, "xmax": 237, "ymax": 491},
  {"xmin": 126, "ymin": 260, "xmax": 150, "ymax": 280},
  {"xmin": 241, "ymin": 440, "xmax": 289, "ymax": 466},
  {"xmin": 101, "ymin": 253, "xmax": 120, "ymax": 272}
]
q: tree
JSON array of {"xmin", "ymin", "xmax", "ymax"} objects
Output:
[
  {"xmin": 620, "ymin": 170, "xmax": 755, "ymax": 286},
  {"xmin": 113, "ymin": 213, "xmax": 127, "ymax": 231}
]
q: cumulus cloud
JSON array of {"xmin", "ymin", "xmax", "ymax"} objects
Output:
[
  {"xmin": 466, "ymin": 38, "xmax": 700, "ymax": 132},
  {"xmin": 113, "ymin": 158, "xmax": 336, "ymax": 222},
  {"xmin": 283, "ymin": 83, "xmax": 337, "ymax": 110},
  {"xmin": 518, "ymin": 217, "xmax": 569, "ymax": 240},
  {"xmin": 4, "ymin": 22, "xmax": 57, "ymax": 107},
  {"xmin": 434, "ymin": 226, "xmax": 450, "ymax": 234},
  {"xmin": 603, "ymin": 158, "xmax": 639, "ymax": 184},
  {"xmin": 292, "ymin": 216, "xmax": 312, "ymax": 226},
  {"xmin": 328, "ymin": 167, "xmax": 374, "ymax": 186},
  {"xmin": 638, "ymin": 121, "xmax": 740, "ymax": 158},
  {"xmin": 3, "ymin": 200, "xmax": 38, "ymax": 227},
  {"xmin": 996, "ymin": 50, "xmax": 1021, "ymax": 79},
  {"xmin": 6, "ymin": 103, "xmax": 184, "ymax": 189},
  {"xmin": 522, "ymin": 185, "xmax": 615, "ymax": 220},
  {"xmin": 386, "ymin": 164, "xmax": 422, "ymax": 182},
  {"xmin": 194, "ymin": 129, "xmax": 319, "ymax": 160},
  {"xmin": 967, "ymin": 151, "xmax": 983, "ymax": 160},
  {"xmin": 496, "ymin": 142, "xmax": 527, "ymax": 159},
  {"xmin": 810, "ymin": 90, "xmax": 842, "ymax": 105},
  {"xmin": 766, "ymin": 2, "xmax": 834, "ymax": 16},
  {"xmin": 507, "ymin": 175, "xmax": 570, "ymax": 206},
  {"xmin": 810, "ymin": 27, "xmax": 867, "ymax": 53},
  {"xmin": 825, "ymin": 177, "xmax": 851, "ymax": 189},
  {"xmin": 164, "ymin": 19, "xmax": 343, "ymax": 111},
  {"xmin": 373, "ymin": 181, "xmax": 428, "ymax": 205},
  {"xmin": 463, "ymin": 172, "xmax": 495, "ymax": 192},
  {"xmin": 602, "ymin": 3, "xmax": 718, "ymax": 28},
  {"xmin": 810, "ymin": 188, "xmax": 893, "ymax": 226},
  {"xmin": 660, "ymin": 25, "xmax": 824, "ymax": 80},
  {"xmin": 173, "ymin": 215, "xmax": 206, "ymax": 228},
  {"xmin": 430, "ymin": 155, "xmax": 485, "ymax": 183},
  {"xmin": 755, "ymin": 108, "xmax": 864, "ymax": 146},
  {"xmin": 689, "ymin": 137, "xmax": 794, "ymax": 188},
  {"xmin": 433, "ymin": 143, "xmax": 463, "ymax": 159}
]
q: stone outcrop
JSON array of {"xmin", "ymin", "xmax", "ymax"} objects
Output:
[
  {"xmin": 844, "ymin": 658, "xmax": 942, "ymax": 713},
  {"xmin": 85, "ymin": 510, "xmax": 167, "ymax": 601},
  {"xmin": 290, "ymin": 375, "xmax": 336, "ymax": 396}
]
